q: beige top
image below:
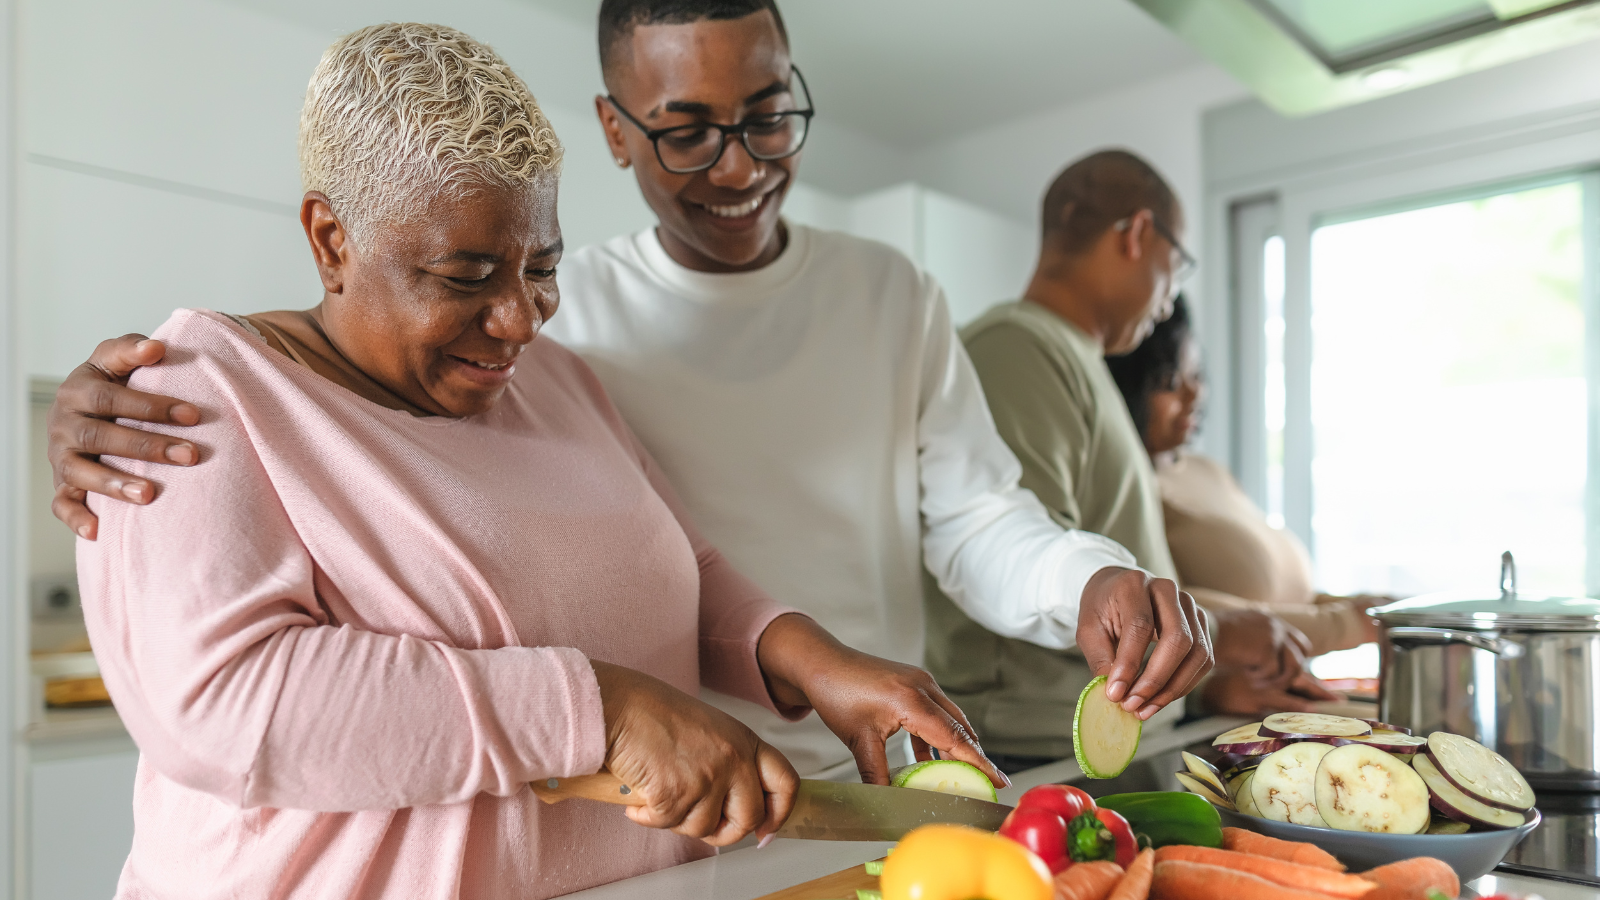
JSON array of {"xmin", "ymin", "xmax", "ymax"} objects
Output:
[
  {"xmin": 925, "ymin": 301, "xmax": 1182, "ymax": 758},
  {"xmin": 1159, "ymin": 453, "xmax": 1374, "ymax": 656}
]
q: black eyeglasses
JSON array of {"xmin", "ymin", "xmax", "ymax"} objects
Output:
[
  {"xmin": 607, "ymin": 66, "xmax": 815, "ymax": 175},
  {"xmin": 1151, "ymin": 217, "xmax": 1197, "ymax": 285}
]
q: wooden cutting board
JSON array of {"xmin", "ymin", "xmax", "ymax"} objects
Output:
[{"xmin": 753, "ymin": 859, "xmax": 882, "ymax": 900}]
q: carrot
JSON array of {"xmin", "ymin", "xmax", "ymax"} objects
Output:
[
  {"xmin": 1107, "ymin": 848, "xmax": 1155, "ymax": 900},
  {"xmin": 1221, "ymin": 826, "xmax": 1345, "ymax": 871},
  {"xmin": 1150, "ymin": 860, "xmax": 1345, "ymax": 900},
  {"xmin": 1359, "ymin": 857, "xmax": 1460, "ymax": 900},
  {"xmin": 1054, "ymin": 860, "xmax": 1125, "ymax": 900},
  {"xmin": 1155, "ymin": 846, "xmax": 1375, "ymax": 898}
]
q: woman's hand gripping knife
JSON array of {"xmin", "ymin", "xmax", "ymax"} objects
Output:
[
  {"xmin": 1074, "ymin": 567, "xmax": 1215, "ymax": 720},
  {"xmin": 549, "ymin": 614, "xmax": 1009, "ymax": 847},
  {"xmin": 587, "ymin": 660, "xmax": 799, "ymax": 848},
  {"xmin": 48, "ymin": 335, "xmax": 201, "ymax": 539}
]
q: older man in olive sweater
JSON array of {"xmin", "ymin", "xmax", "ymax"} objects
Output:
[{"xmin": 927, "ymin": 150, "xmax": 1332, "ymax": 774}]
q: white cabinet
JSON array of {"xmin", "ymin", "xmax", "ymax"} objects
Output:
[{"xmin": 29, "ymin": 743, "xmax": 137, "ymax": 900}]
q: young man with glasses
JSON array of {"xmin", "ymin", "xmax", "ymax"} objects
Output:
[
  {"xmin": 926, "ymin": 150, "xmax": 1336, "ymax": 773},
  {"xmin": 44, "ymin": 1, "xmax": 1233, "ymax": 783}
]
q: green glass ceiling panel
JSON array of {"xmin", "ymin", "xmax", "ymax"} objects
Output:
[
  {"xmin": 1131, "ymin": 0, "xmax": 1600, "ymax": 116},
  {"xmin": 1256, "ymin": 0, "xmax": 1495, "ymax": 63}
]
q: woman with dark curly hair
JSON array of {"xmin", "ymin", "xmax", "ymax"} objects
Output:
[{"xmin": 1107, "ymin": 296, "xmax": 1385, "ymax": 657}]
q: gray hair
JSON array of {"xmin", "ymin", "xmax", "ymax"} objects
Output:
[{"xmin": 298, "ymin": 23, "xmax": 563, "ymax": 243}]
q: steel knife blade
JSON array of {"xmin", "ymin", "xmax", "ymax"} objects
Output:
[{"xmin": 771, "ymin": 780, "xmax": 1013, "ymax": 842}]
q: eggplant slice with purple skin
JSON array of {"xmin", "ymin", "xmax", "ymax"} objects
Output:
[
  {"xmin": 1425, "ymin": 732, "xmax": 1535, "ymax": 812},
  {"xmin": 1181, "ymin": 751, "xmax": 1229, "ymax": 797},
  {"xmin": 1413, "ymin": 753, "xmax": 1527, "ymax": 829},
  {"xmin": 1175, "ymin": 771, "xmax": 1235, "ymax": 811},
  {"xmin": 1313, "ymin": 744, "xmax": 1432, "ymax": 834},
  {"xmin": 1260, "ymin": 713, "xmax": 1372, "ymax": 740},
  {"xmin": 1251, "ymin": 742, "xmax": 1333, "ymax": 827}
]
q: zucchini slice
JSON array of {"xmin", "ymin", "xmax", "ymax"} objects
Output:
[
  {"xmin": 889, "ymin": 759, "xmax": 998, "ymax": 802},
  {"xmin": 1313, "ymin": 744, "xmax": 1431, "ymax": 834},
  {"xmin": 1072, "ymin": 675, "xmax": 1142, "ymax": 779}
]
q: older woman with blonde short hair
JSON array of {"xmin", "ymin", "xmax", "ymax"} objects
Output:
[{"xmin": 77, "ymin": 23, "xmax": 999, "ymax": 899}]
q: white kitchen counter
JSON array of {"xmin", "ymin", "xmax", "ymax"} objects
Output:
[{"xmin": 561, "ymin": 717, "xmax": 1599, "ymax": 900}]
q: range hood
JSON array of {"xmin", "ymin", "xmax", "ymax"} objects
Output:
[{"xmin": 1130, "ymin": 0, "xmax": 1600, "ymax": 115}]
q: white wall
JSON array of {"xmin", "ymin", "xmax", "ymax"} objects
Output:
[
  {"xmin": 900, "ymin": 62, "xmax": 1248, "ymax": 460},
  {"xmin": 842, "ymin": 183, "xmax": 1034, "ymax": 325},
  {"xmin": 16, "ymin": 0, "xmax": 670, "ymax": 381},
  {"xmin": 909, "ymin": 64, "xmax": 1246, "ymax": 232}
]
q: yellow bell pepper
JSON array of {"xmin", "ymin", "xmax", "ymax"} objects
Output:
[{"xmin": 880, "ymin": 824, "xmax": 1053, "ymax": 900}]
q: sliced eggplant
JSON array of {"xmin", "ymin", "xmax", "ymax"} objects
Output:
[
  {"xmin": 1260, "ymin": 713, "xmax": 1372, "ymax": 739},
  {"xmin": 1176, "ymin": 771, "xmax": 1235, "ymax": 810},
  {"xmin": 1327, "ymin": 732, "xmax": 1429, "ymax": 753},
  {"xmin": 1181, "ymin": 751, "xmax": 1229, "ymax": 796},
  {"xmin": 1219, "ymin": 753, "xmax": 1268, "ymax": 780},
  {"xmin": 1425, "ymin": 732, "xmax": 1535, "ymax": 812},
  {"xmin": 1359, "ymin": 719, "xmax": 1413, "ymax": 736},
  {"xmin": 1211, "ymin": 722, "xmax": 1267, "ymax": 746},
  {"xmin": 1426, "ymin": 818, "xmax": 1472, "ymax": 835},
  {"xmin": 1412, "ymin": 753, "xmax": 1527, "ymax": 830},
  {"xmin": 1215, "ymin": 737, "xmax": 1288, "ymax": 757},
  {"xmin": 1235, "ymin": 772, "xmax": 1261, "ymax": 817},
  {"xmin": 1313, "ymin": 744, "xmax": 1432, "ymax": 834},
  {"xmin": 1251, "ymin": 742, "xmax": 1333, "ymax": 826}
]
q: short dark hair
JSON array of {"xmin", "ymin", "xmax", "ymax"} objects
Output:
[
  {"xmin": 1040, "ymin": 149, "xmax": 1178, "ymax": 256},
  {"xmin": 1106, "ymin": 294, "xmax": 1192, "ymax": 440},
  {"xmin": 598, "ymin": 0, "xmax": 789, "ymax": 82}
]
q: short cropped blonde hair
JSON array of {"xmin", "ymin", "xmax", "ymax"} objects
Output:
[{"xmin": 299, "ymin": 23, "xmax": 562, "ymax": 242}]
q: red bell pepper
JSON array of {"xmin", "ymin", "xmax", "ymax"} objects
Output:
[
  {"xmin": 997, "ymin": 807, "xmax": 1071, "ymax": 874},
  {"xmin": 1014, "ymin": 784, "xmax": 1094, "ymax": 822},
  {"xmin": 1094, "ymin": 807, "xmax": 1138, "ymax": 868}
]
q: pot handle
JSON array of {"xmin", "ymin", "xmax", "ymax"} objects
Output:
[{"xmin": 1387, "ymin": 626, "xmax": 1523, "ymax": 658}]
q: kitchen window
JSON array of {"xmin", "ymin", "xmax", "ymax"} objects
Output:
[{"xmin": 1239, "ymin": 173, "xmax": 1600, "ymax": 602}]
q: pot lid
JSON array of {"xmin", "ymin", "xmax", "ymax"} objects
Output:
[{"xmin": 1371, "ymin": 552, "xmax": 1600, "ymax": 630}]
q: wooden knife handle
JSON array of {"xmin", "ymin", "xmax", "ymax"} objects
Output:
[{"xmin": 530, "ymin": 772, "xmax": 647, "ymax": 807}]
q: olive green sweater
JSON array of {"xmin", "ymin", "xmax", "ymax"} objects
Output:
[{"xmin": 926, "ymin": 300, "xmax": 1182, "ymax": 759}]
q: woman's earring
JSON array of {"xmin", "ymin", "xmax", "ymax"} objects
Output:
[{"xmin": 614, "ymin": 157, "xmax": 629, "ymax": 169}]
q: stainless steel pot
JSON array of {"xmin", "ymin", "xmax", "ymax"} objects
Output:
[{"xmin": 1375, "ymin": 553, "xmax": 1600, "ymax": 792}]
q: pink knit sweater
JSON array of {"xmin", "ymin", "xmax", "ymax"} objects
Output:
[{"xmin": 77, "ymin": 309, "xmax": 803, "ymax": 899}]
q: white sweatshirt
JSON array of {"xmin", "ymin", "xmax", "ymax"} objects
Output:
[{"xmin": 545, "ymin": 223, "xmax": 1137, "ymax": 776}]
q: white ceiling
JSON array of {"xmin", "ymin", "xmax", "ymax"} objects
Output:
[{"xmin": 520, "ymin": 0, "xmax": 1204, "ymax": 148}]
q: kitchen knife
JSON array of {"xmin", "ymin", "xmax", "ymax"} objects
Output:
[{"xmin": 531, "ymin": 773, "xmax": 1014, "ymax": 841}]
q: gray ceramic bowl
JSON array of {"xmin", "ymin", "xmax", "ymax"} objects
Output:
[{"xmin": 1215, "ymin": 807, "xmax": 1541, "ymax": 883}]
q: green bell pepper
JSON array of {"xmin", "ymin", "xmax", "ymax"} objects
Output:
[{"xmin": 1094, "ymin": 791, "xmax": 1223, "ymax": 848}]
